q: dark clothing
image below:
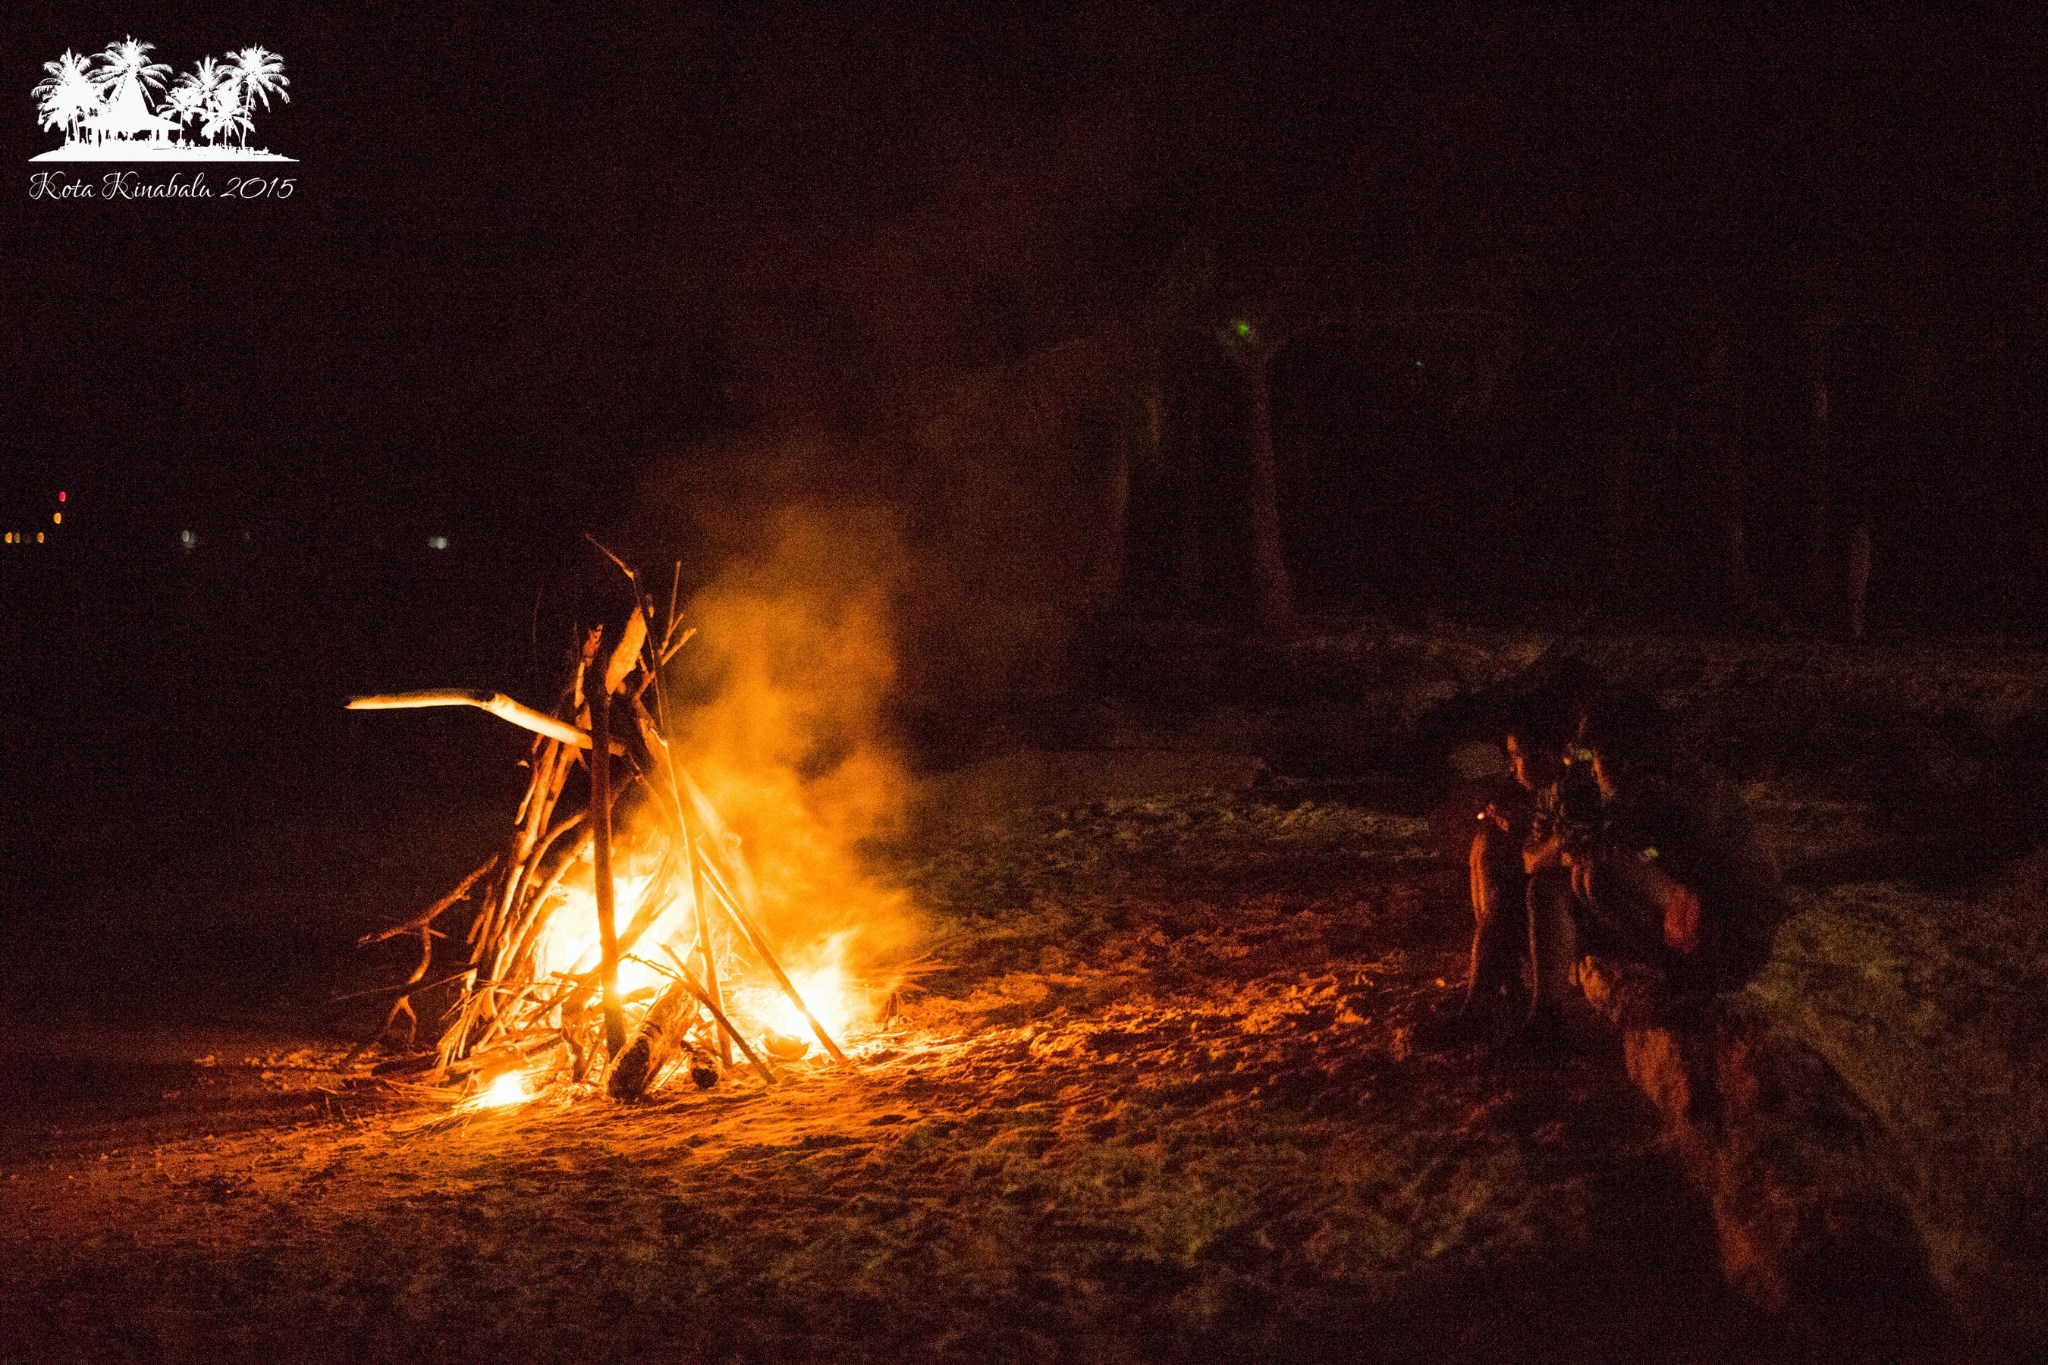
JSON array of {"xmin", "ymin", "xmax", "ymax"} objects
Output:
[
  {"xmin": 1598, "ymin": 767, "xmax": 1786, "ymax": 992},
  {"xmin": 1530, "ymin": 758, "xmax": 1602, "ymax": 857},
  {"xmin": 1518, "ymin": 772, "xmax": 1592, "ymax": 1015},
  {"xmin": 1527, "ymin": 868, "xmax": 1579, "ymax": 1009},
  {"xmin": 1549, "ymin": 766, "xmax": 1788, "ymax": 1023}
]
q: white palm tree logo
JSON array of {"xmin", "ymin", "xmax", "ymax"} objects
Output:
[
  {"xmin": 162, "ymin": 56, "xmax": 222, "ymax": 143},
  {"xmin": 91, "ymin": 36, "xmax": 171, "ymax": 104},
  {"xmin": 203, "ymin": 81, "xmax": 253, "ymax": 148},
  {"xmin": 30, "ymin": 38, "xmax": 295, "ymax": 163},
  {"xmin": 229, "ymin": 46, "xmax": 289, "ymax": 120},
  {"xmin": 32, "ymin": 50, "xmax": 98, "ymax": 143}
]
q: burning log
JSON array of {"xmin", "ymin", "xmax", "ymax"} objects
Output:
[
  {"xmin": 658, "ymin": 944, "xmax": 779, "ymax": 1086},
  {"xmin": 606, "ymin": 979, "xmax": 692, "ymax": 1101}
]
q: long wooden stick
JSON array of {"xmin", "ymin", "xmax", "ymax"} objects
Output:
[
  {"xmin": 346, "ymin": 690, "xmax": 592, "ymax": 749},
  {"xmin": 689, "ymin": 828, "xmax": 731, "ymax": 1067},
  {"xmin": 513, "ymin": 729, "xmax": 547, "ymax": 828},
  {"xmin": 694, "ymin": 845, "xmax": 848, "ymax": 1063},
  {"xmin": 629, "ymin": 693, "xmax": 735, "ymax": 1069},
  {"xmin": 590, "ymin": 641, "xmax": 626, "ymax": 1059}
]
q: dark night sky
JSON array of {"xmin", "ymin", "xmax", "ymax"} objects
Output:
[
  {"xmin": 6, "ymin": 5, "xmax": 1178, "ymax": 539},
  {"xmin": 8, "ymin": 5, "xmax": 2039, "ymax": 554}
]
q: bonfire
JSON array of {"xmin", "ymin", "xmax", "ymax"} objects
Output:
[{"xmin": 349, "ymin": 560, "xmax": 871, "ymax": 1110}]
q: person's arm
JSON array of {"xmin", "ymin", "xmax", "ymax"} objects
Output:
[
  {"xmin": 1522, "ymin": 781, "xmax": 1566, "ymax": 873},
  {"xmin": 1663, "ymin": 875, "xmax": 1702, "ymax": 954},
  {"xmin": 1523, "ymin": 830, "xmax": 1563, "ymax": 874},
  {"xmin": 1601, "ymin": 848, "xmax": 1700, "ymax": 954}
]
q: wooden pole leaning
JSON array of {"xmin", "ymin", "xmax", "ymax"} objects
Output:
[
  {"xmin": 693, "ymin": 848, "xmax": 848, "ymax": 1064},
  {"xmin": 590, "ymin": 628, "xmax": 627, "ymax": 1060}
]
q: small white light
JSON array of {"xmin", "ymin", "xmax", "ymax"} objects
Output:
[
  {"xmin": 428, "ymin": 535, "xmax": 450, "ymax": 551},
  {"xmin": 180, "ymin": 530, "xmax": 198, "ymax": 550}
]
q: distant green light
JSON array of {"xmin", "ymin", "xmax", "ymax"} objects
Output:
[{"xmin": 1233, "ymin": 319, "xmax": 1254, "ymax": 339}]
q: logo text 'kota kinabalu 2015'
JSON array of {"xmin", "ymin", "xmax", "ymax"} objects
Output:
[{"xmin": 32, "ymin": 38, "xmax": 292, "ymax": 162}]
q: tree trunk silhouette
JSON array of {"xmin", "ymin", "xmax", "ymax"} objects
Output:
[
  {"xmin": 1239, "ymin": 347, "xmax": 1294, "ymax": 631},
  {"xmin": 1087, "ymin": 420, "xmax": 1132, "ymax": 613},
  {"xmin": 1174, "ymin": 377, "xmax": 1206, "ymax": 612},
  {"xmin": 1803, "ymin": 325, "xmax": 1836, "ymax": 621},
  {"xmin": 1602, "ymin": 391, "xmax": 1647, "ymax": 609},
  {"xmin": 1701, "ymin": 327, "xmax": 1751, "ymax": 614}
]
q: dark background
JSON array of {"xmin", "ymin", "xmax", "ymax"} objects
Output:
[{"xmin": 4, "ymin": 4, "xmax": 2045, "ymax": 1022}]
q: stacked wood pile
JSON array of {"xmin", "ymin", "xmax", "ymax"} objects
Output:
[{"xmin": 351, "ymin": 561, "xmax": 846, "ymax": 1104}]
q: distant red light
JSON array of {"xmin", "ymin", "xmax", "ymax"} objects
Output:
[{"xmin": 57, "ymin": 491, "xmax": 66, "ymax": 502}]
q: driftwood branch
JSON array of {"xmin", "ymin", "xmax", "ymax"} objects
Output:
[
  {"xmin": 359, "ymin": 855, "xmax": 500, "ymax": 946},
  {"xmin": 346, "ymin": 690, "xmax": 592, "ymax": 749}
]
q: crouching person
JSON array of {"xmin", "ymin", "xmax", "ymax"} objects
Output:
[{"xmin": 1439, "ymin": 689, "xmax": 1584, "ymax": 1041}]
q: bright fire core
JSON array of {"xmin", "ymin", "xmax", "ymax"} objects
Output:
[{"xmin": 528, "ymin": 849, "xmax": 882, "ymax": 1059}]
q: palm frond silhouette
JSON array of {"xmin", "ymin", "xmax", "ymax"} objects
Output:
[
  {"xmin": 32, "ymin": 49, "xmax": 99, "ymax": 140},
  {"xmin": 91, "ymin": 37, "xmax": 171, "ymax": 95},
  {"xmin": 165, "ymin": 56, "xmax": 224, "ymax": 140},
  {"xmin": 227, "ymin": 46, "xmax": 288, "ymax": 113},
  {"xmin": 202, "ymin": 81, "xmax": 251, "ymax": 147}
]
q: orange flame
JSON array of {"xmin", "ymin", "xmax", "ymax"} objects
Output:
[
  {"xmin": 659, "ymin": 507, "xmax": 919, "ymax": 1040},
  {"xmin": 460, "ymin": 1069, "xmax": 533, "ymax": 1112}
]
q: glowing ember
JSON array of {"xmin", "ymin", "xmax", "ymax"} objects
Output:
[
  {"xmin": 531, "ymin": 867, "xmax": 682, "ymax": 999},
  {"xmin": 748, "ymin": 963, "xmax": 863, "ymax": 1045},
  {"xmin": 458, "ymin": 1070, "xmax": 534, "ymax": 1113}
]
